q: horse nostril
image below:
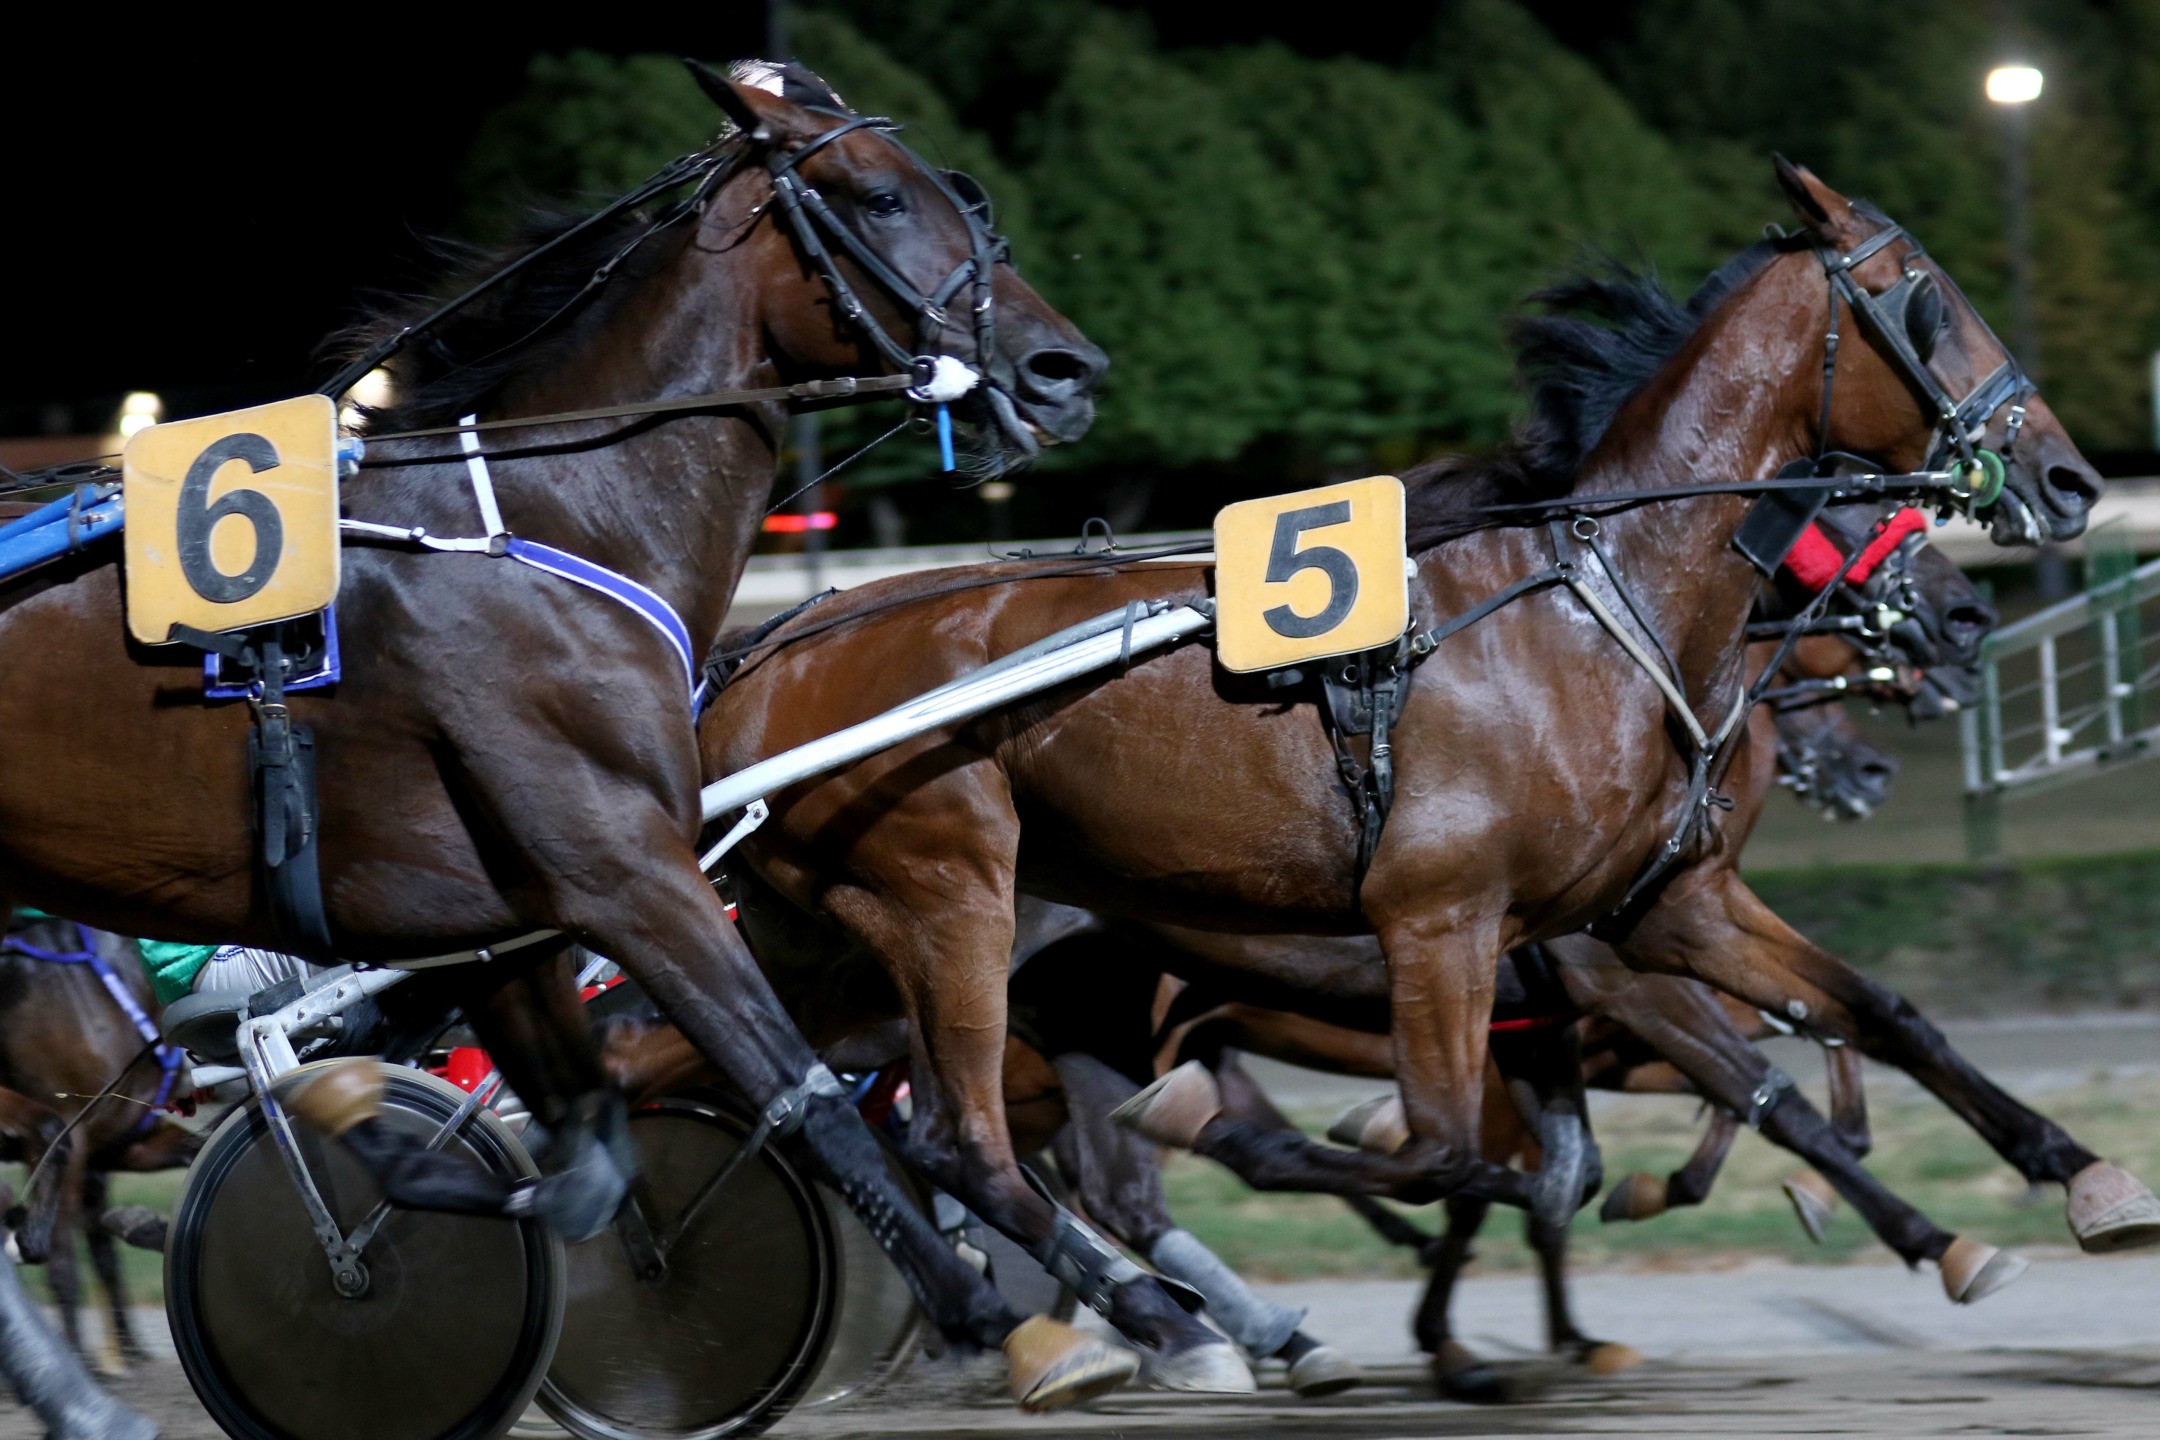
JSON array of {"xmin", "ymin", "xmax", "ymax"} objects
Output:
[
  {"xmin": 1019, "ymin": 347, "xmax": 1100, "ymax": 399},
  {"xmin": 2044, "ymin": 463, "xmax": 2100, "ymax": 518},
  {"xmin": 1946, "ymin": 601, "xmax": 1996, "ymax": 648}
]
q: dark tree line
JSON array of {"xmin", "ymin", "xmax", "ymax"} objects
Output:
[{"xmin": 462, "ymin": 0, "xmax": 2160, "ymax": 534}]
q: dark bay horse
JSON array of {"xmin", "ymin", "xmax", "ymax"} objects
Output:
[
  {"xmin": 696, "ymin": 161, "xmax": 2146, "ymax": 1302},
  {"xmin": 0, "ymin": 61, "xmax": 1152, "ymax": 1409},
  {"xmin": 0, "ymin": 914, "xmax": 198, "ymax": 1366}
]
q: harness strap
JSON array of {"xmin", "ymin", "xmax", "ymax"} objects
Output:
[
  {"xmin": 458, "ymin": 417, "xmax": 508, "ymax": 542},
  {"xmin": 2, "ymin": 923, "xmax": 183, "ymax": 1132},
  {"xmin": 350, "ymin": 427, "xmax": 701, "ymax": 699},
  {"xmin": 502, "ymin": 539, "xmax": 698, "ymax": 698}
]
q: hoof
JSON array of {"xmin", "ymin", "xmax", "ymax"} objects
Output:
[
  {"xmin": 1938, "ymin": 1235, "xmax": 2029, "ymax": 1304},
  {"xmin": 1325, "ymin": 1093, "xmax": 1408, "ymax": 1154},
  {"xmin": 1004, "ymin": 1315, "xmax": 1139, "ymax": 1411},
  {"xmin": 1578, "ymin": 1341, "xmax": 1643, "ymax": 1376},
  {"xmin": 1287, "ymin": 1344, "xmax": 1363, "ymax": 1397},
  {"xmin": 1598, "ymin": 1171, "xmax": 1668, "ymax": 1223},
  {"xmin": 1149, "ymin": 1339, "xmax": 1255, "ymax": 1393},
  {"xmin": 1783, "ymin": 1171, "xmax": 1838, "ymax": 1244},
  {"xmin": 1109, "ymin": 1061, "xmax": 1221, "ymax": 1149},
  {"xmin": 2066, "ymin": 1161, "xmax": 2160, "ymax": 1253},
  {"xmin": 100, "ymin": 1206, "xmax": 168, "ymax": 1254},
  {"xmin": 275, "ymin": 1058, "xmax": 385, "ymax": 1136},
  {"xmin": 1432, "ymin": 1339, "xmax": 1506, "ymax": 1404}
]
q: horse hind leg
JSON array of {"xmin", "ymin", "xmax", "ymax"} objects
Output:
[
  {"xmin": 893, "ymin": 980, "xmax": 1238, "ymax": 1393},
  {"xmin": 1621, "ymin": 872, "xmax": 2160, "ymax": 1254},
  {"xmin": 1052, "ymin": 1051, "xmax": 1359, "ymax": 1397}
]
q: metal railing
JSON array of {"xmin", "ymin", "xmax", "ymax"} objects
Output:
[{"xmin": 1961, "ymin": 526, "xmax": 2158, "ymax": 800}]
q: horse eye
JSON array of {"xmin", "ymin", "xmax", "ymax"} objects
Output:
[
  {"xmin": 864, "ymin": 191, "xmax": 906, "ymax": 218},
  {"xmin": 1905, "ymin": 276, "xmax": 1944, "ymax": 363}
]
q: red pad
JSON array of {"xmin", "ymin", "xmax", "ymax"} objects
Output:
[{"xmin": 1783, "ymin": 507, "xmax": 1928, "ymax": 591}]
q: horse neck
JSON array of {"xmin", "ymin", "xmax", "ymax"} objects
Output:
[
  {"xmin": 1571, "ymin": 260, "xmax": 1824, "ymax": 713},
  {"xmin": 467, "ymin": 213, "xmax": 785, "ymax": 649}
]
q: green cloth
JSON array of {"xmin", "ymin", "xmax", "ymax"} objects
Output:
[{"xmin": 138, "ymin": 940, "xmax": 220, "ymax": 1005}]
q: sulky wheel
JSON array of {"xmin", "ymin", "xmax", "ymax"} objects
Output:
[
  {"xmin": 167, "ymin": 1064, "xmax": 564, "ymax": 1440},
  {"xmin": 534, "ymin": 1094, "xmax": 841, "ymax": 1440}
]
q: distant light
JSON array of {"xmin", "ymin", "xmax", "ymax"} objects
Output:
[
  {"xmin": 978, "ymin": 480, "xmax": 1016, "ymax": 502},
  {"xmin": 762, "ymin": 512, "xmax": 837, "ymax": 533},
  {"xmin": 117, "ymin": 391, "xmax": 162, "ymax": 439},
  {"xmin": 1986, "ymin": 66, "xmax": 2043, "ymax": 104}
]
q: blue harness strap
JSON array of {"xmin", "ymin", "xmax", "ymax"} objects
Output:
[
  {"xmin": 0, "ymin": 485, "xmax": 126, "ymax": 585},
  {"xmin": 503, "ymin": 538, "xmax": 699, "ymax": 698},
  {"xmin": 3, "ymin": 923, "xmax": 183, "ymax": 1134},
  {"xmin": 340, "ymin": 416, "xmax": 708, "ymax": 707}
]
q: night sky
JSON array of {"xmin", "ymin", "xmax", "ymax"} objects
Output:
[{"xmin": 2, "ymin": 6, "xmax": 1619, "ymax": 430}]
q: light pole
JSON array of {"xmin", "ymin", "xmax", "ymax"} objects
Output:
[
  {"xmin": 1988, "ymin": 62, "xmax": 2063, "ymax": 594},
  {"xmin": 1986, "ymin": 64, "xmax": 2044, "ymax": 383}
]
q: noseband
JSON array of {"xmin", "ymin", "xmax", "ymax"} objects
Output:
[{"xmin": 1813, "ymin": 223, "xmax": 2035, "ymax": 511}]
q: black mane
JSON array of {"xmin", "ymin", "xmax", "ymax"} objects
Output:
[
  {"xmin": 325, "ymin": 203, "xmax": 682, "ymax": 433},
  {"xmin": 1404, "ymin": 238, "xmax": 1792, "ymax": 550}
]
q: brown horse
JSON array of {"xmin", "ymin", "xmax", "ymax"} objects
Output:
[
  {"xmin": 697, "ymin": 161, "xmax": 2148, "ymax": 1313},
  {"xmin": 0, "ymin": 914, "xmax": 199, "ymax": 1366},
  {"xmin": 0, "ymin": 60, "xmax": 1155, "ymax": 1408},
  {"xmin": 591, "ymin": 631, "xmax": 1945, "ymax": 1388}
]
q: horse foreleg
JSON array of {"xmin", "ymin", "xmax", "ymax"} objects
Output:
[
  {"xmin": 46, "ymin": 1141, "xmax": 88, "ymax": 1357},
  {"xmin": 1824, "ymin": 1041, "xmax": 1870, "ymax": 1156},
  {"xmin": 1419, "ymin": 1197, "xmax": 1503, "ymax": 1399},
  {"xmin": 79, "ymin": 1174, "xmax": 138, "ymax": 1370},
  {"xmin": 1618, "ymin": 869, "xmax": 2160, "ymax": 1253}
]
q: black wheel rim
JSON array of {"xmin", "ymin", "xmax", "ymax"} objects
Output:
[
  {"xmin": 538, "ymin": 1096, "xmax": 838, "ymax": 1440},
  {"xmin": 167, "ymin": 1068, "xmax": 563, "ymax": 1440}
]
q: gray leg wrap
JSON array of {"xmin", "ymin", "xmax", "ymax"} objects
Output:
[
  {"xmin": 1150, "ymin": 1227, "xmax": 1305, "ymax": 1357},
  {"xmin": 1532, "ymin": 1109, "xmax": 1588, "ymax": 1232},
  {"xmin": 1032, "ymin": 1204, "xmax": 1151, "ymax": 1315},
  {"xmin": 0, "ymin": 1250, "xmax": 154, "ymax": 1440}
]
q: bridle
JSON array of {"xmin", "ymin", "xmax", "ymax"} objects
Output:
[
  {"xmin": 759, "ymin": 107, "xmax": 1010, "ymax": 384},
  {"xmin": 321, "ymin": 102, "xmax": 1010, "ymax": 451},
  {"xmin": 1811, "ymin": 219, "xmax": 2035, "ymax": 514}
]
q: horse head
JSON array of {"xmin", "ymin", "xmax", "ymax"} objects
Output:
[
  {"xmin": 1795, "ymin": 503, "xmax": 1997, "ymax": 681},
  {"xmin": 1773, "ymin": 695, "xmax": 1899, "ymax": 820},
  {"xmin": 1769, "ymin": 636, "xmax": 1900, "ymax": 820},
  {"xmin": 690, "ymin": 60, "xmax": 1106, "ymax": 476},
  {"xmin": 1773, "ymin": 157, "xmax": 2099, "ymax": 545}
]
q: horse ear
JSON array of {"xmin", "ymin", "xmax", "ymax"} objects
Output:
[
  {"xmin": 1772, "ymin": 154, "xmax": 1854, "ymax": 234},
  {"xmin": 780, "ymin": 62, "xmax": 846, "ymax": 111},
  {"xmin": 685, "ymin": 58, "xmax": 770, "ymax": 139}
]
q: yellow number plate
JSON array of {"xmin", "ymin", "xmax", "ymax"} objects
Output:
[
  {"xmin": 1214, "ymin": 476, "xmax": 1408, "ymax": 673},
  {"xmin": 123, "ymin": 395, "xmax": 342, "ymax": 644}
]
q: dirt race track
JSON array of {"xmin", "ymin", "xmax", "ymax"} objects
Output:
[{"xmin": 21, "ymin": 1253, "xmax": 2158, "ymax": 1439}]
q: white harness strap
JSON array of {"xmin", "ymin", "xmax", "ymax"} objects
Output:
[
  {"xmin": 341, "ymin": 418, "xmax": 701, "ymax": 696},
  {"xmin": 459, "ymin": 414, "xmax": 509, "ymax": 541}
]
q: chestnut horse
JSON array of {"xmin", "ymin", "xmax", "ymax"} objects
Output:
[
  {"xmin": 0, "ymin": 61, "xmax": 1158, "ymax": 1407},
  {"xmin": 697, "ymin": 162, "xmax": 2151, "ymax": 1306}
]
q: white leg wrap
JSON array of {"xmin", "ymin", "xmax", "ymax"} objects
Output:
[{"xmin": 1150, "ymin": 1228, "xmax": 1304, "ymax": 1357}]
